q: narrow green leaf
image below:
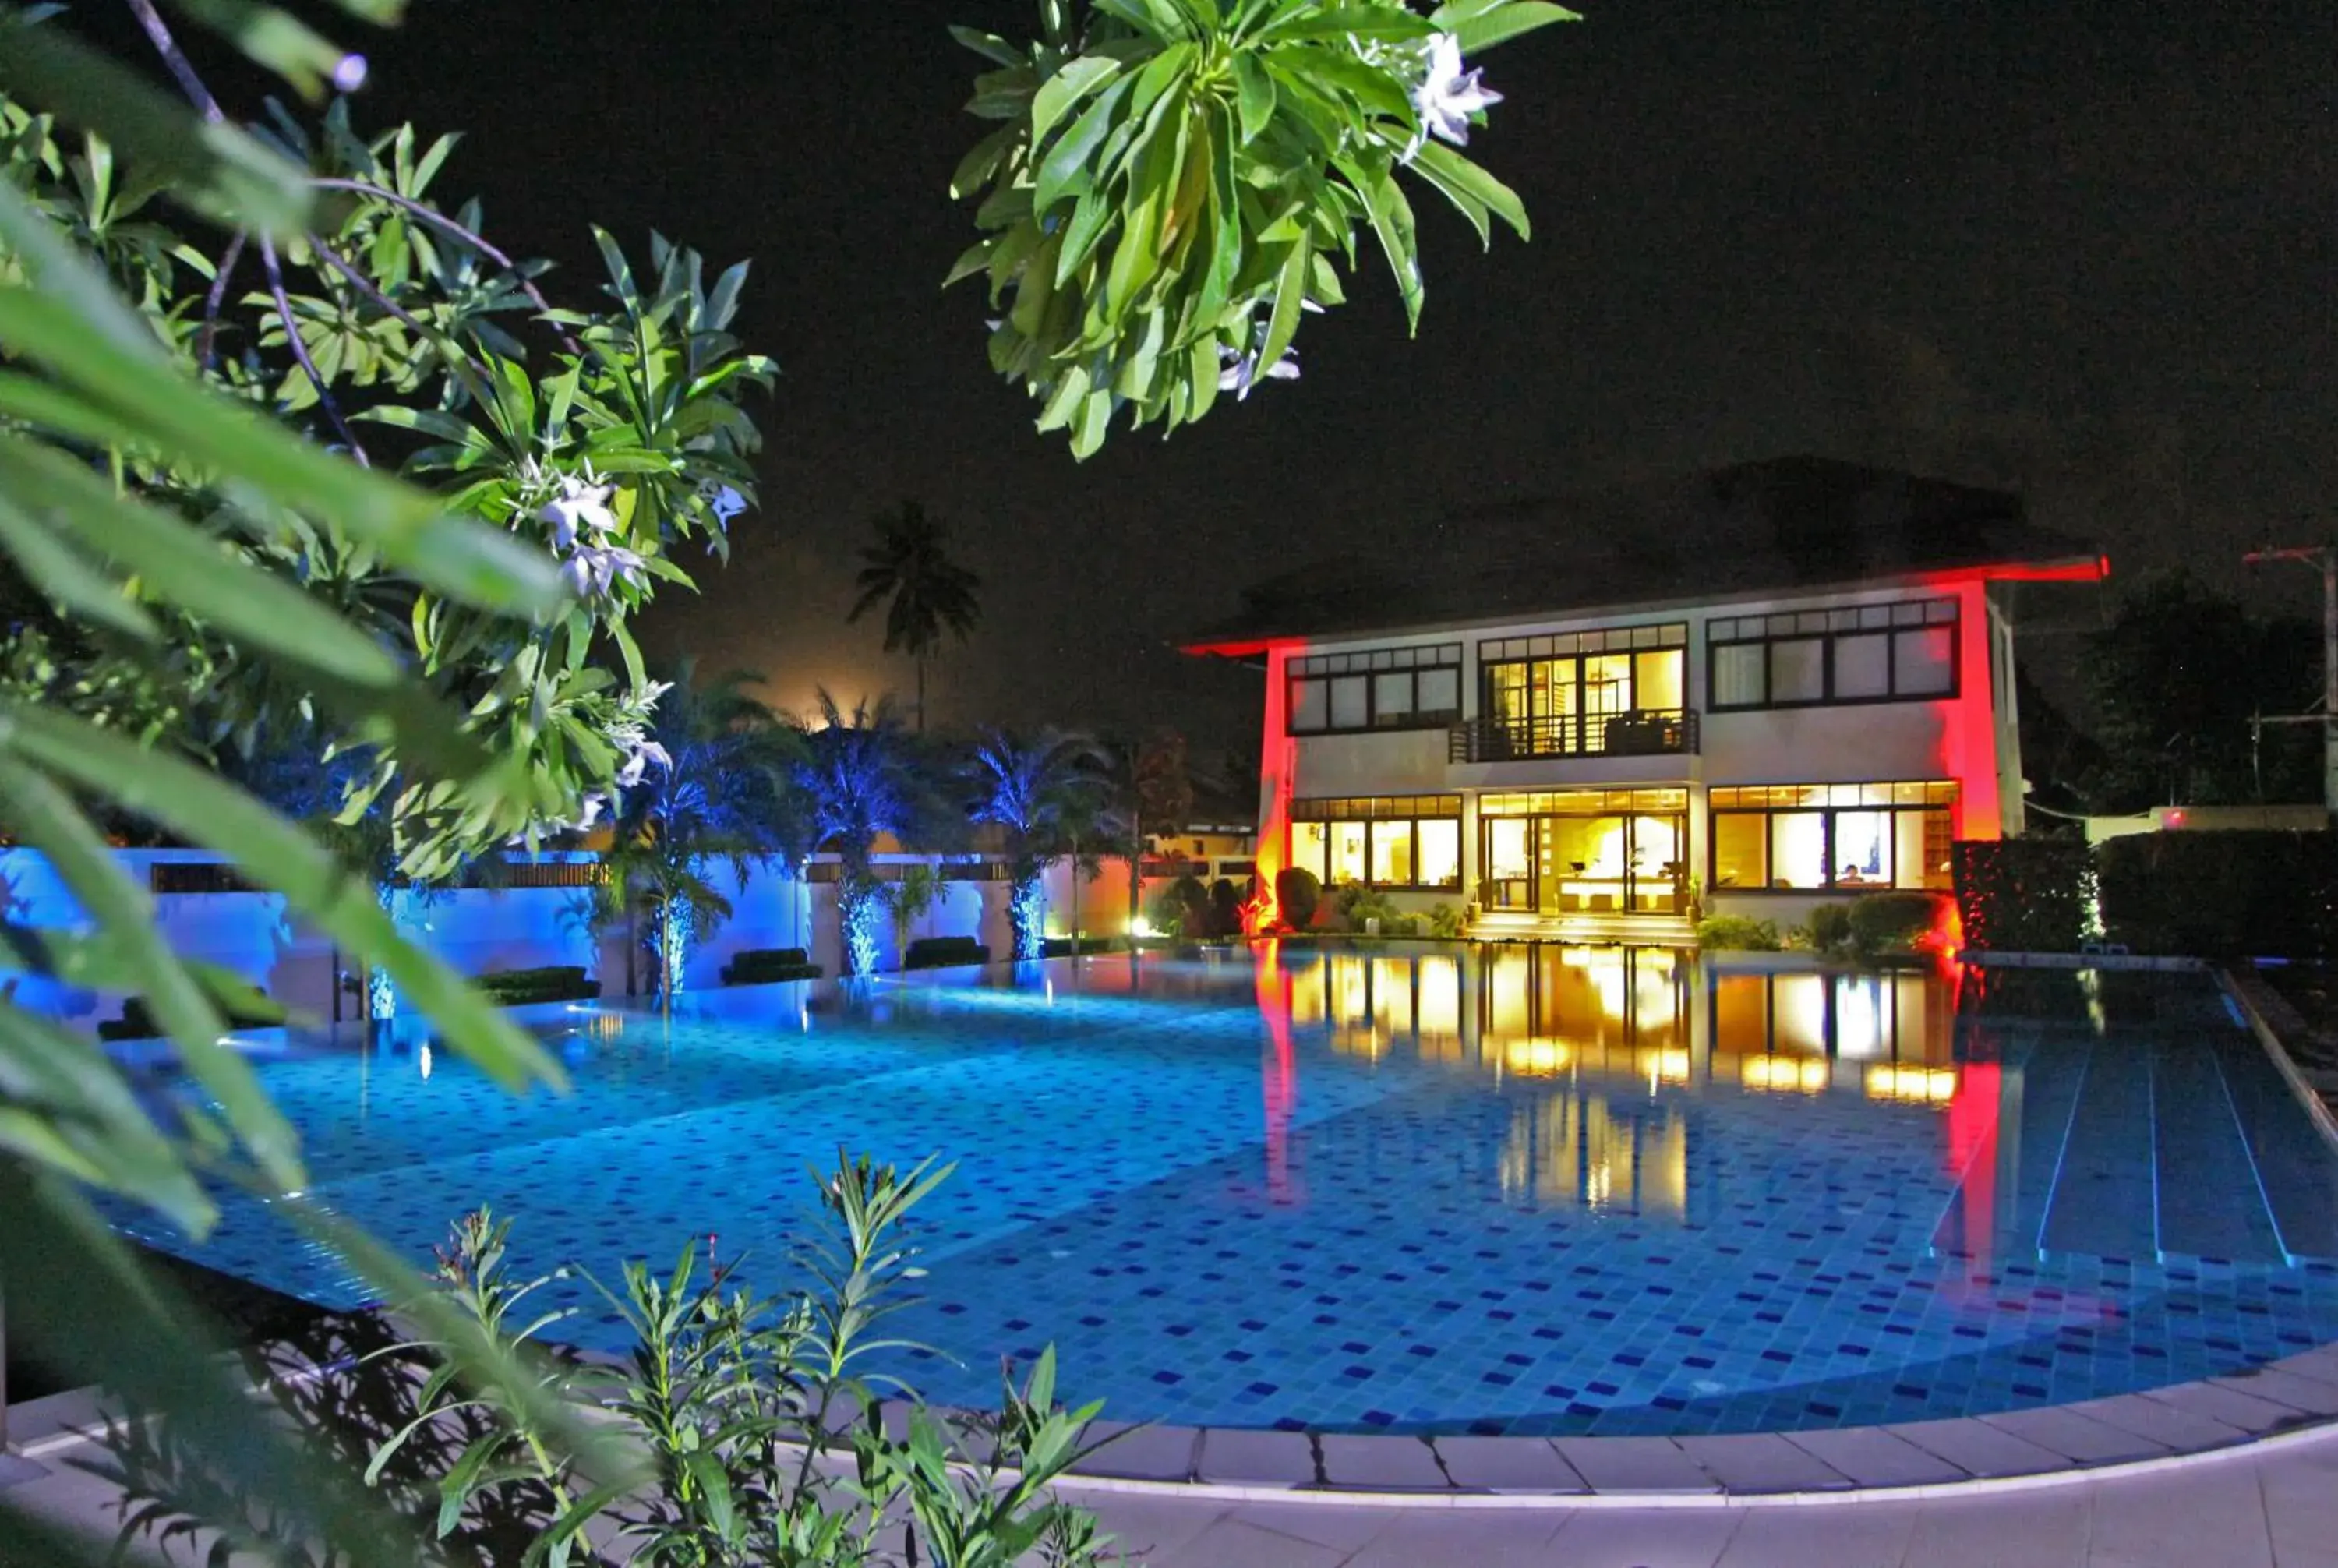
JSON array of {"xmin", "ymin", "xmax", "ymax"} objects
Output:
[
  {"xmin": 0, "ymin": 705, "xmax": 566, "ymax": 1097},
  {"xmin": 159, "ymin": 0, "xmax": 361, "ymax": 101},
  {"xmin": 1036, "ymin": 74, "xmax": 1137, "ymax": 212},
  {"xmin": 1255, "ymin": 232, "xmax": 1312, "ymax": 378},
  {"xmin": 0, "ymin": 289, "xmax": 567, "ymax": 616},
  {"xmin": 0, "ymin": 172, "xmax": 157, "ymax": 356},
  {"xmin": 1031, "ymin": 55, "xmax": 1125, "ymax": 145},
  {"xmin": 0, "ymin": 487, "xmax": 157, "ymax": 641},
  {"xmin": 1443, "ymin": 0, "xmax": 1582, "ymax": 54},
  {"xmin": 1408, "ymin": 140, "xmax": 1528, "ymax": 242},
  {"xmin": 948, "ymin": 24, "xmax": 1027, "ymax": 68},
  {"xmin": 0, "ymin": 758, "xmax": 302, "ymax": 1196},
  {"xmin": 0, "ymin": 22, "xmax": 313, "ymax": 235}
]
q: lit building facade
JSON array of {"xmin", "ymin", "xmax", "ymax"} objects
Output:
[{"xmin": 1185, "ymin": 457, "xmax": 2106, "ymax": 941}]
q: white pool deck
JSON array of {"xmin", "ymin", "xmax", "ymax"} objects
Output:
[{"xmin": 12, "ymin": 1400, "xmax": 2338, "ymax": 1566}]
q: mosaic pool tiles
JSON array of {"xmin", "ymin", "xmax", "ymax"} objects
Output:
[{"xmin": 109, "ymin": 951, "xmax": 2338, "ymax": 1436}]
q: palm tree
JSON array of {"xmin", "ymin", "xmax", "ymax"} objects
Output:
[
  {"xmin": 847, "ymin": 501, "xmax": 981, "ymax": 733},
  {"xmin": 793, "ymin": 692, "xmax": 924, "ymax": 975},
  {"xmin": 966, "ymin": 727, "xmax": 1108, "ymax": 961},
  {"xmin": 1105, "ymin": 729, "xmax": 1195, "ymax": 938},
  {"xmin": 598, "ymin": 663, "xmax": 799, "ymax": 998}
]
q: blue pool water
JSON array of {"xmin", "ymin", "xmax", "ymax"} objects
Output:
[{"xmin": 112, "ymin": 944, "xmax": 2338, "ymax": 1437}]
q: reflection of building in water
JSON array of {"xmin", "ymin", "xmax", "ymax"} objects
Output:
[
  {"xmin": 1280, "ymin": 945, "xmax": 1963, "ymax": 1109},
  {"xmin": 1500, "ymin": 1093, "xmax": 1690, "ymax": 1218}
]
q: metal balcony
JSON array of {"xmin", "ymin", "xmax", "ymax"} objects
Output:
[{"xmin": 1447, "ymin": 709, "xmax": 1701, "ymax": 764}]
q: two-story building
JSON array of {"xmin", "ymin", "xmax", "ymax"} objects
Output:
[{"xmin": 1184, "ymin": 457, "xmax": 2107, "ymax": 943}]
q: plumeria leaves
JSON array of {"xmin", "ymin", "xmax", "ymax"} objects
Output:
[{"xmin": 949, "ymin": 0, "xmax": 1574, "ymax": 458}]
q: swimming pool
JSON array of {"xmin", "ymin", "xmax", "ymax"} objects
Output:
[{"xmin": 112, "ymin": 943, "xmax": 2338, "ymax": 1437}]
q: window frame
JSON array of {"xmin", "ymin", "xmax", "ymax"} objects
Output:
[
  {"xmin": 1287, "ymin": 795, "xmax": 1466, "ymax": 892},
  {"xmin": 1287, "ymin": 645, "xmax": 1464, "ymax": 736},
  {"xmin": 1704, "ymin": 599, "xmax": 1962, "ymax": 712},
  {"xmin": 1704, "ymin": 782, "xmax": 1958, "ymax": 895}
]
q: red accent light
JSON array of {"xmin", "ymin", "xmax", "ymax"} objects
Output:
[
  {"xmin": 1252, "ymin": 940, "xmax": 1299, "ymax": 1204},
  {"xmin": 2167, "ymin": 809, "xmax": 2188, "ymax": 827}
]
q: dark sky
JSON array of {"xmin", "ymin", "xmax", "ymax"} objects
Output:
[{"xmin": 341, "ymin": 0, "xmax": 2336, "ymax": 755}]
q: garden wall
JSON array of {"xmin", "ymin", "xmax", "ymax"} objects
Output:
[{"xmin": 0, "ymin": 846, "xmax": 1159, "ymax": 1032}]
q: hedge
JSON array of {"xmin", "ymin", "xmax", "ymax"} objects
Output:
[
  {"xmin": 100, "ymin": 991, "xmax": 287, "ymax": 1040},
  {"xmin": 903, "ymin": 936, "xmax": 991, "ymax": 970},
  {"xmin": 1951, "ymin": 839, "xmax": 2092, "ymax": 952},
  {"xmin": 1040, "ymin": 935, "xmax": 1120, "ymax": 958},
  {"xmin": 2094, "ymin": 830, "xmax": 2338, "ymax": 959},
  {"xmin": 475, "ymin": 966, "xmax": 600, "ymax": 1005},
  {"xmin": 720, "ymin": 948, "xmax": 823, "ymax": 986},
  {"xmin": 1847, "ymin": 891, "xmax": 1950, "ymax": 958}
]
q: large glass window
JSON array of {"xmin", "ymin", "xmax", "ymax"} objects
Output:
[
  {"xmin": 1288, "ymin": 796, "xmax": 1464, "ymax": 891},
  {"xmin": 1708, "ymin": 782, "xmax": 1958, "ymax": 892},
  {"xmin": 1478, "ymin": 623, "xmax": 1689, "ymax": 756},
  {"xmin": 1288, "ymin": 645, "xmax": 1464, "ymax": 733},
  {"xmin": 1707, "ymin": 599, "xmax": 1960, "ymax": 710}
]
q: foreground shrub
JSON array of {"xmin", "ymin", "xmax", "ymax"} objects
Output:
[
  {"xmin": 98, "ymin": 1157, "xmax": 1118, "ymax": 1566},
  {"xmin": 1806, "ymin": 903, "xmax": 1854, "ymax": 952},
  {"xmin": 1210, "ymin": 878, "xmax": 1245, "ymax": 937},
  {"xmin": 1427, "ymin": 903, "xmax": 1464, "ymax": 939},
  {"xmin": 1952, "ymin": 839, "xmax": 2091, "ymax": 952},
  {"xmin": 1274, "ymin": 866, "xmax": 1323, "ymax": 931},
  {"xmin": 1697, "ymin": 915, "xmax": 1782, "ymax": 952},
  {"xmin": 1143, "ymin": 883, "xmax": 1186, "ymax": 939},
  {"xmin": 1849, "ymin": 892, "xmax": 1949, "ymax": 959}
]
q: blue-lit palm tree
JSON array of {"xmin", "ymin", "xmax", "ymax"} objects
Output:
[
  {"xmin": 966, "ymin": 727, "xmax": 1110, "ymax": 962},
  {"xmin": 793, "ymin": 692, "xmax": 924, "ymax": 976},
  {"xmin": 599, "ymin": 664, "xmax": 799, "ymax": 998}
]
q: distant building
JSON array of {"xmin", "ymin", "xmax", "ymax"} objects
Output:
[{"xmin": 1184, "ymin": 457, "xmax": 2107, "ymax": 942}]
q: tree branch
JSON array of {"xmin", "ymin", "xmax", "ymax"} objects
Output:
[
  {"xmin": 306, "ymin": 231, "xmax": 487, "ymax": 380},
  {"xmin": 122, "ymin": 0, "xmax": 222, "ymax": 123},
  {"xmin": 310, "ymin": 178, "xmax": 584, "ymax": 357},
  {"xmin": 260, "ymin": 234, "xmax": 368, "ymax": 467},
  {"xmin": 196, "ymin": 230, "xmax": 245, "ymax": 372}
]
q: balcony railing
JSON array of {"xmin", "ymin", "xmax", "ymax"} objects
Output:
[{"xmin": 1447, "ymin": 709, "xmax": 1701, "ymax": 764}]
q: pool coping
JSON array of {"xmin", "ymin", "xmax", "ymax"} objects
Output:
[{"xmin": 1040, "ymin": 1342, "xmax": 2338, "ymax": 1506}]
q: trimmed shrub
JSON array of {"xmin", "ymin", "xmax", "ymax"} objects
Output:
[
  {"xmin": 1697, "ymin": 915, "xmax": 1781, "ymax": 952},
  {"xmin": 100, "ymin": 990, "xmax": 287, "ymax": 1040},
  {"xmin": 473, "ymin": 966, "xmax": 599, "ymax": 1005},
  {"xmin": 720, "ymin": 949, "xmax": 823, "ymax": 986},
  {"xmin": 1849, "ymin": 891, "xmax": 1948, "ymax": 959},
  {"xmin": 1210, "ymin": 878, "xmax": 1244, "ymax": 937},
  {"xmin": 2096, "ymin": 830, "xmax": 2338, "ymax": 959},
  {"xmin": 1806, "ymin": 903, "xmax": 1854, "ymax": 952},
  {"xmin": 1143, "ymin": 884, "xmax": 1185, "ymax": 939},
  {"xmin": 903, "ymin": 935, "xmax": 991, "ymax": 970},
  {"xmin": 1040, "ymin": 935, "xmax": 1119, "ymax": 958},
  {"xmin": 1953, "ymin": 839, "xmax": 2091, "ymax": 952},
  {"xmin": 1173, "ymin": 874, "xmax": 1213, "ymax": 938},
  {"xmin": 1426, "ymin": 902, "xmax": 1464, "ymax": 939},
  {"xmin": 1273, "ymin": 866, "xmax": 1322, "ymax": 931}
]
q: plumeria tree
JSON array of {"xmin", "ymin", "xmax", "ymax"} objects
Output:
[
  {"xmin": 793, "ymin": 693, "xmax": 927, "ymax": 976},
  {"xmin": 595, "ymin": 664, "xmax": 799, "ymax": 999},
  {"xmin": 0, "ymin": 0, "xmax": 1577, "ymax": 1557},
  {"xmin": 967, "ymin": 726, "xmax": 1110, "ymax": 961},
  {"xmin": 951, "ymin": 0, "xmax": 1573, "ymax": 456}
]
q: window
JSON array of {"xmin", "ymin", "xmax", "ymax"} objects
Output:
[
  {"xmin": 1288, "ymin": 796, "xmax": 1464, "ymax": 891},
  {"xmin": 1708, "ymin": 782, "xmax": 1958, "ymax": 892},
  {"xmin": 1478, "ymin": 623, "xmax": 1690, "ymax": 756},
  {"xmin": 1288, "ymin": 645, "xmax": 1463, "ymax": 733},
  {"xmin": 1707, "ymin": 599, "xmax": 1960, "ymax": 709}
]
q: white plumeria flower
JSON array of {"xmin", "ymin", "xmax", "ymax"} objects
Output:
[
  {"xmin": 560, "ymin": 539, "xmax": 648, "ymax": 599},
  {"xmin": 1218, "ymin": 344, "xmax": 1301, "ymax": 400},
  {"xmin": 538, "ymin": 475, "xmax": 620, "ymax": 552},
  {"xmin": 615, "ymin": 739, "xmax": 673, "ymax": 789},
  {"xmin": 1412, "ymin": 34, "xmax": 1502, "ymax": 149},
  {"xmin": 569, "ymin": 793, "xmax": 609, "ymax": 832}
]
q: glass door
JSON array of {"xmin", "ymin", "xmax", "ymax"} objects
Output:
[
  {"xmin": 1626, "ymin": 814, "xmax": 1688, "ymax": 913},
  {"xmin": 1482, "ymin": 817, "xmax": 1537, "ymax": 910}
]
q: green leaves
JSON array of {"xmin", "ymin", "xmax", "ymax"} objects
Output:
[
  {"xmin": 948, "ymin": 0, "xmax": 1573, "ymax": 457},
  {"xmin": 0, "ymin": 16, "xmax": 314, "ymax": 236}
]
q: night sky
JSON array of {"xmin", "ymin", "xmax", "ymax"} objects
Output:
[{"xmin": 344, "ymin": 0, "xmax": 2335, "ymax": 755}]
